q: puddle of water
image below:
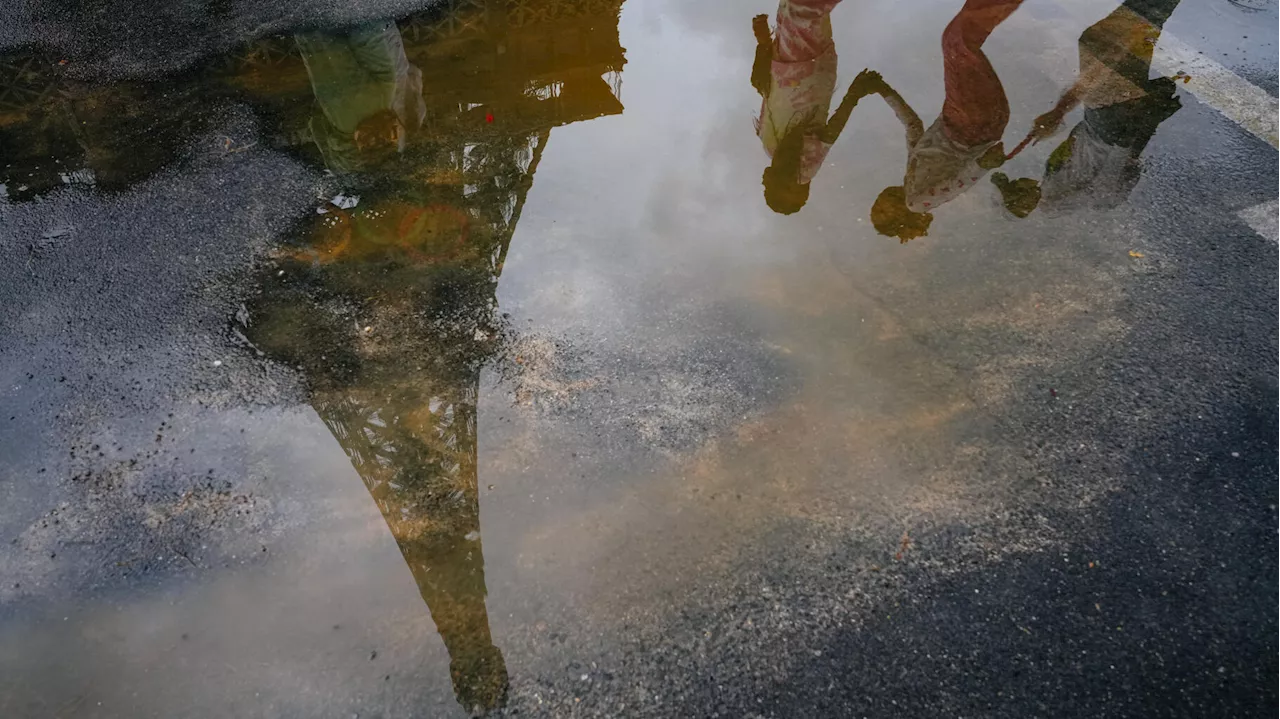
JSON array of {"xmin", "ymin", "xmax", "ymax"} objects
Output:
[{"xmin": 0, "ymin": 0, "xmax": 1267, "ymax": 716}]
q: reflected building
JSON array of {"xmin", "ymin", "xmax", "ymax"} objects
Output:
[{"xmin": 235, "ymin": 0, "xmax": 627, "ymax": 714}]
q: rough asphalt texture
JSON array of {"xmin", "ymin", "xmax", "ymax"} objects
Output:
[
  {"xmin": 0, "ymin": 0, "xmax": 439, "ymax": 79},
  {"xmin": 505, "ymin": 105, "xmax": 1280, "ymax": 719},
  {"xmin": 1, "ymin": 1, "xmax": 1276, "ymax": 717},
  {"xmin": 724, "ymin": 114, "xmax": 1280, "ymax": 718}
]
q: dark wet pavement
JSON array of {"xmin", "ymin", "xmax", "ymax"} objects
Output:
[{"xmin": 1, "ymin": 1, "xmax": 1277, "ymax": 717}]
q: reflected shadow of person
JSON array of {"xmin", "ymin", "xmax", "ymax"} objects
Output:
[{"xmin": 994, "ymin": 0, "xmax": 1184, "ymax": 219}]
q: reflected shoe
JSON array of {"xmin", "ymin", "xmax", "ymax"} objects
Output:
[{"xmin": 991, "ymin": 172, "xmax": 1042, "ymax": 219}]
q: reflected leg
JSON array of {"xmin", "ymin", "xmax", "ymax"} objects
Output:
[{"xmin": 938, "ymin": 0, "xmax": 1023, "ymax": 146}]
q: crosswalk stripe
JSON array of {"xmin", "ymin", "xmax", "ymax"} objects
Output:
[
  {"xmin": 1237, "ymin": 199, "xmax": 1279, "ymax": 244},
  {"xmin": 1151, "ymin": 33, "xmax": 1279, "ymax": 149}
]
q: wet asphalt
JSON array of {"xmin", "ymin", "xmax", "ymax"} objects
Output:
[{"xmin": 1, "ymin": 0, "xmax": 1277, "ymax": 717}]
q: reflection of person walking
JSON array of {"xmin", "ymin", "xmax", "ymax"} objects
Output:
[
  {"xmin": 995, "ymin": 0, "xmax": 1183, "ymax": 217},
  {"xmin": 754, "ymin": 0, "xmax": 877, "ymax": 215},
  {"xmin": 295, "ymin": 21, "xmax": 426, "ymax": 173},
  {"xmin": 868, "ymin": 0, "xmax": 1024, "ymax": 241}
]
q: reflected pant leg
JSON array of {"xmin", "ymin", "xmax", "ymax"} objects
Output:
[
  {"xmin": 938, "ymin": 0, "xmax": 1022, "ymax": 146},
  {"xmin": 773, "ymin": 0, "xmax": 842, "ymax": 63},
  {"xmin": 344, "ymin": 21, "xmax": 405, "ymax": 88},
  {"xmin": 1121, "ymin": 0, "xmax": 1180, "ymax": 28},
  {"xmin": 1079, "ymin": 0, "xmax": 1183, "ymax": 85}
]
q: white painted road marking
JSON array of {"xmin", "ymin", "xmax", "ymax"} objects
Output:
[
  {"xmin": 1237, "ymin": 200, "xmax": 1278, "ymax": 244},
  {"xmin": 1149, "ymin": 35, "xmax": 1279, "ymax": 244},
  {"xmin": 1045, "ymin": 0, "xmax": 1279, "ymax": 149},
  {"xmin": 1152, "ymin": 33, "xmax": 1280, "ymax": 149}
]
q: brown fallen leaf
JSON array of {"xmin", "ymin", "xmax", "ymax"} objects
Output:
[{"xmin": 1128, "ymin": 250, "xmax": 1145, "ymax": 258}]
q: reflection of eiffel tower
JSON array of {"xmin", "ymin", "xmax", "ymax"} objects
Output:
[
  {"xmin": 310, "ymin": 357, "xmax": 510, "ymax": 711},
  {"xmin": 0, "ymin": 0, "xmax": 625, "ymax": 200},
  {"xmin": 0, "ymin": 48, "xmax": 79, "ymax": 202},
  {"xmin": 250, "ymin": 140, "xmax": 550, "ymax": 711},
  {"xmin": 0, "ymin": 50, "xmax": 58, "ymax": 117},
  {"xmin": 242, "ymin": 1, "xmax": 626, "ymax": 714},
  {"xmin": 0, "ymin": 47, "xmax": 209, "ymax": 200}
]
